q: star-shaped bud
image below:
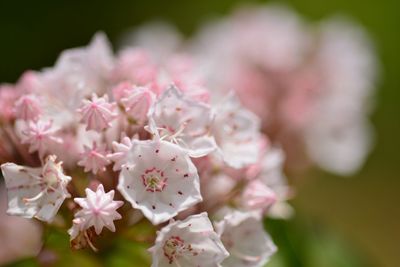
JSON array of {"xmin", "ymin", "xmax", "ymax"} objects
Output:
[
  {"xmin": 215, "ymin": 211, "xmax": 277, "ymax": 267},
  {"xmin": 14, "ymin": 94, "xmax": 42, "ymax": 121},
  {"xmin": 71, "ymin": 184, "xmax": 124, "ymax": 236},
  {"xmin": 21, "ymin": 120, "xmax": 63, "ymax": 159},
  {"xmin": 77, "ymin": 93, "xmax": 117, "ymax": 132},
  {"xmin": 1, "ymin": 155, "xmax": 71, "ymax": 222},
  {"xmin": 147, "ymin": 86, "xmax": 216, "ymax": 158},
  {"xmin": 118, "ymin": 139, "xmax": 202, "ymax": 225},
  {"xmin": 78, "ymin": 142, "xmax": 110, "ymax": 174},
  {"xmin": 212, "ymin": 93, "xmax": 261, "ymax": 169},
  {"xmin": 149, "ymin": 212, "xmax": 229, "ymax": 267},
  {"xmin": 108, "ymin": 137, "xmax": 133, "ymax": 171},
  {"xmin": 120, "ymin": 85, "xmax": 155, "ymax": 124}
]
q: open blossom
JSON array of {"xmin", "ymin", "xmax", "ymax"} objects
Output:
[
  {"xmin": 215, "ymin": 211, "xmax": 277, "ymax": 267},
  {"xmin": 256, "ymin": 147, "xmax": 293, "ymax": 219},
  {"xmin": 108, "ymin": 136, "xmax": 134, "ymax": 171},
  {"xmin": 120, "ymin": 85, "xmax": 155, "ymax": 124},
  {"xmin": 70, "ymin": 184, "xmax": 123, "ymax": 236},
  {"xmin": 21, "ymin": 119, "xmax": 63, "ymax": 159},
  {"xmin": 212, "ymin": 93, "xmax": 261, "ymax": 169},
  {"xmin": 149, "ymin": 212, "xmax": 229, "ymax": 267},
  {"xmin": 147, "ymin": 86, "xmax": 216, "ymax": 158},
  {"xmin": 78, "ymin": 142, "xmax": 110, "ymax": 174},
  {"xmin": 118, "ymin": 139, "xmax": 202, "ymax": 225},
  {"xmin": 77, "ymin": 93, "xmax": 118, "ymax": 132},
  {"xmin": 1, "ymin": 155, "xmax": 71, "ymax": 222},
  {"xmin": 14, "ymin": 94, "xmax": 42, "ymax": 121}
]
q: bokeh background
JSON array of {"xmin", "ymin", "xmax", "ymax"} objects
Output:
[{"xmin": 0, "ymin": 0, "xmax": 398, "ymax": 266}]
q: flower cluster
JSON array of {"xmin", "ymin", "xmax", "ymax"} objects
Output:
[
  {"xmin": 0, "ymin": 4, "xmax": 377, "ymax": 266},
  {"xmin": 189, "ymin": 5, "xmax": 378, "ymax": 175},
  {"xmin": 122, "ymin": 5, "xmax": 378, "ymax": 175}
]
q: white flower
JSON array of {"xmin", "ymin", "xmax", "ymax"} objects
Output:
[
  {"xmin": 118, "ymin": 139, "xmax": 202, "ymax": 225},
  {"xmin": 215, "ymin": 211, "xmax": 277, "ymax": 267},
  {"xmin": 1, "ymin": 155, "xmax": 71, "ymax": 222},
  {"xmin": 108, "ymin": 136, "xmax": 134, "ymax": 171},
  {"xmin": 147, "ymin": 86, "xmax": 216, "ymax": 158},
  {"xmin": 78, "ymin": 141, "xmax": 111, "ymax": 174},
  {"xmin": 258, "ymin": 147, "xmax": 293, "ymax": 219},
  {"xmin": 71, "ymin": 184, "xmax": 124, "ymax": 235},
  {"xmin": 150, "ymin": 212, "xmax": 229, "ymax": 267},
  {"xmin": 212, "ymin": 93, "xmax": 261, "ymax": 169},
  {"xmin": 77, "ymin": 93, "xmax": 118, "ymax": 132}
]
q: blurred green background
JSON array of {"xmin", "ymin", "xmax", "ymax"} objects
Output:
[{"xmin": 0, "ymin": 0, "xmax": 398, "ymax": 266}]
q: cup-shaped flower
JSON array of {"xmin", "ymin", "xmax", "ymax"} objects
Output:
[
  {"xmin": 0, "ymin": 155, "xmax": 71, "ymax": 222},
  {"xmin": 215, "ymin": 211, "xmax": 277, "ymax": 267},
  {"xmin": 118, "ymin": 139, "xmax": 202, "ymax": 225},
  {"xmin": 212, "ymin": 93, "xmax": 261, "ymax": 169},
  {"xmin": 149, "ymin": 212, "xmax": 229, "ymax": 267},
  {"xmin": 147, "ymin": 86, "xmax": 216, "ymax": 158},
  {"xmin": 77, "ymin": 93, "xmax": 117, "ymax": 132},
  {"xmin": 71, "ymin": 184, "xmax": 124, "ymax": 236}
]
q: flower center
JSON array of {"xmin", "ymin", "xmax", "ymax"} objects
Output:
[
  {"xmin": 163, "ymin": 236, "xmax": 188, "ymax": 264},
  {"xmin": 43, "ymin": 169, "xmax": 59, "ymax": 188},
  {"xmin": 141, "ymin": 168, "xmax": 167, "ymax": 192}
]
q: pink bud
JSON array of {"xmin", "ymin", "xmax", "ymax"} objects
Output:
[
  {"xmin": 14, "ymin": 95, "xmax": 42, "ymax": 121},
  {"xmin": 78, "ymin": 142, "xmax": 110, "ymax": 174},
  {"xmin": 121, "ymin": 86, "xmax": 154, "ymax": 124},
  {"xmin": 77, "ymin": 94, "xmax": 118, "ymax": 132},
  {"xmin": 242, "ymin": 179, "xmax": 277, "ymax": 212}
]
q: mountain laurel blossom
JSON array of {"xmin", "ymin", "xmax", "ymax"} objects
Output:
[
  {"xmin": 118, "ymin": 139, "xmax": 202, "ymax": 225},
  {"xmin": 69, "ymin": 184, "xmax": 123, "ymax": 238},
  {"xmin": 149, "ymin": 212, "xmax": 229, "ymax": 267},
  {"xmin": 215, "ymin": 211, "xmax": 277, "ymax": 267},
  {"xmin": 1, "ymin": 155, "xmax": 71, "ymax": 222},
  {"xmin": 0, "ymin": 6, "xmax": 376, "ymax": 264}
]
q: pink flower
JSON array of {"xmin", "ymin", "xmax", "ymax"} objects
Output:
[
  {"xmin": 78, "ymin": 142, "xmax": 110, "ymax": 174},
  {"xmin": 14, "ymin": 94, "xmax": 42, "ymax": 121},
  {"xmin": 112, "ymin": 81, "xmax": 132, "ymax": 102},
  {"xmin": 108, "ymin": 136, "xmax": 133, "ymax": 171},
  {"xmin": 21, "ymin": 120, "xmax": 63, "ymax": 159},
  {"xmin": 77, "ymin": 93, "xmax": 118, "ymax": 132},
  {"xmin": 70, "ymin": 184, "xmax": 124, "ymax": 236}
]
